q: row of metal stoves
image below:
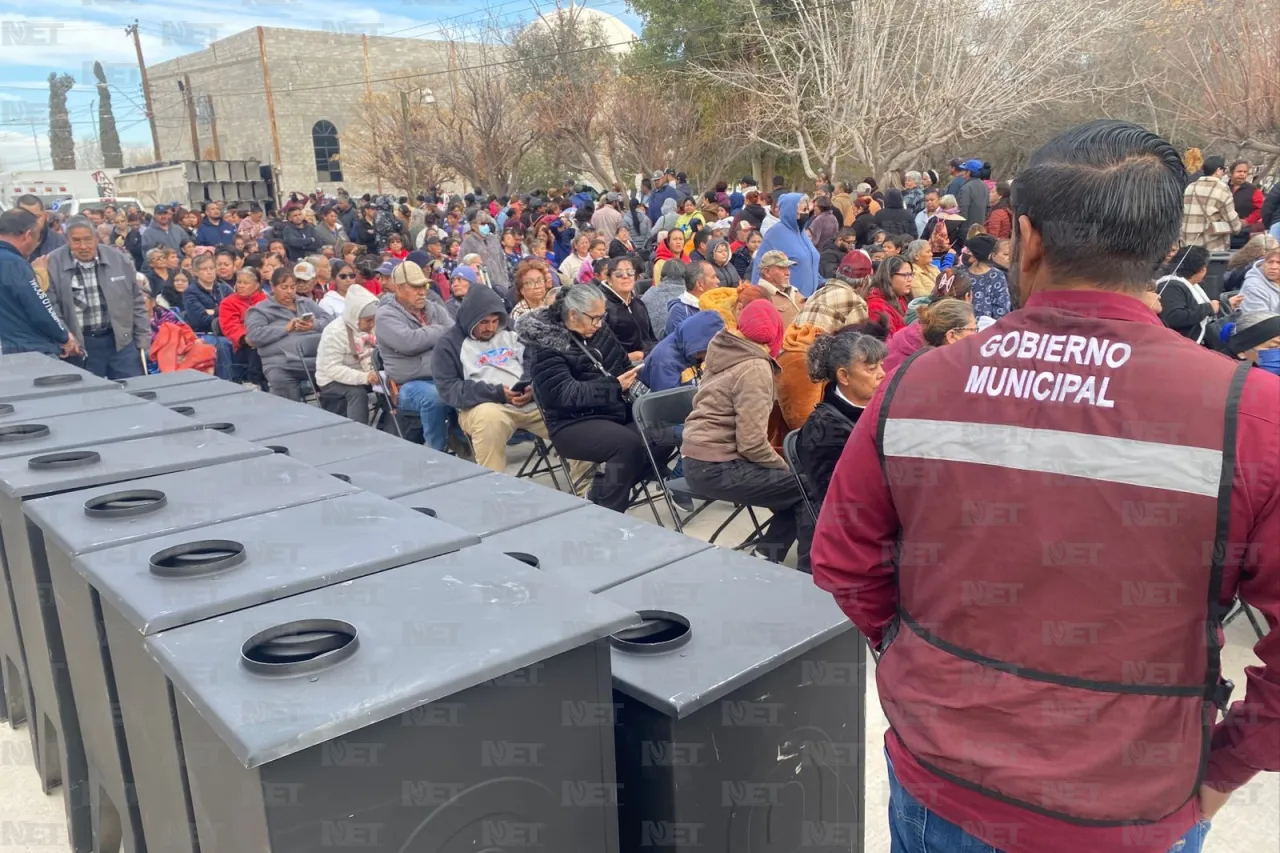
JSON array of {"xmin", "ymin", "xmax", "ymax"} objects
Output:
[{"xmin": 0, "ymin": 354, "xmax": 865, "ymax": 853}]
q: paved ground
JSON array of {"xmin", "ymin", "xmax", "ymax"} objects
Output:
[{"xmin": 0, "ymin": 442, "xmax": 1275, "ymax": 852}]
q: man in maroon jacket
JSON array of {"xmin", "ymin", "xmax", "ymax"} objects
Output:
[{"xmin": 813, "ymin": 120, "xmax": 1280, "ymax": 853}]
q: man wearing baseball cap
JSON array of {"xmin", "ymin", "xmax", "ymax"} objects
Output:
[
  {"xmin": 141, "ymin": 203, "xmax": 184, "ymax": 254},
  {"xmin": 375, "ymin": 260, "xmax": 456, "ymax": 450},
  {"xmin": 955, "ymin": 158, "xmax": 990, "ymax": 239},
  {"xmin": 756, "ymin": 250, "xmax": 806, "ymax": 327}
]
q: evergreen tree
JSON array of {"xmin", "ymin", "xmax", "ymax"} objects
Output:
[
  {"xmin": 48, "ymin": 72, "xmax": 76, "ymax": 169},
  {"xmin": 94, "ymin": 63, "xmax": 123, "ymax": 169}
]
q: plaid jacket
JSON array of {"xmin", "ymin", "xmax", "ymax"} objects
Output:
[
  {"xmin": 1181, "ymin": 176, "xmax": 1241, "ymax": 251},
  {"xmin": 792, "ymin": 279, "xmax": 868, "ymax": 333}
]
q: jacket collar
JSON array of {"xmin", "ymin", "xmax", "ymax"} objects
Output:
[{"xmin": 1023, "ymin": 289, "xmax": 1163, "ymax": 327}]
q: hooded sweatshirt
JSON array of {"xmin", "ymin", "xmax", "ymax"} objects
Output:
[
  {"xmin": 640, "ymin": 310, "xmax": 724, "ymax": 392},
  {"xmin": 432, "ymin": 285, "xmax": 530, "ymax": 411},
  {"xmin": 681, "ymin": 329, "xmax": 784, "ymax": 468},
  {"xmin": 874, "ymin": 188, "xmax": 917, "ymax": 235},
  {"xmin": 750, "ymin": 192, "xmax": 822, "ymax": 297},
  {"xmin": 708, "ymin": 238, "xmax": 741, "ymax": 289},
  {"xmin": 316, "ymin": 284, "xmax": 377, "ymax": 387},
  {"xmin": 642, "ymin": 262, "xmax": 689, "ymax": 337},
  {"xmin": 1239, "ymin": 258, "xmax": 1280, "ymax": 314}
]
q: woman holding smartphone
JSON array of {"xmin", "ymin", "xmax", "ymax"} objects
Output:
[{"xmin": 519, "ymin": 282, "xmax": 656, "ymax": 513}]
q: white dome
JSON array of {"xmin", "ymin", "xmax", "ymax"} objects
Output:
[{"xmin": 524, "ymin": 5, "xmax": 638, "ymax": 55}]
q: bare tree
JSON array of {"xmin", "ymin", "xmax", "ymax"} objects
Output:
[
  {"xmin": 432, "ymin": 15, "xmax": 541, "ymax": 195},
  {"xmin": 1172, "ymin": 1, "xmax": 1280, "ymax": 159},
  {"xmin": 695, "ymin": 0, "xmax": 1156, "ymax": 180},
  {"xmin": 512, "ymin": 3, "xmax": 621, "ymax": 187},
  {"xmin": 342, "ymin": 91, "xmax": 455, "ymax": 195}
]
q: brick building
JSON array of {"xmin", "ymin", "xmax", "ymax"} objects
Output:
[{"xmin": 148, "ymin": 27, "xmax": 481, "ymax": 197}]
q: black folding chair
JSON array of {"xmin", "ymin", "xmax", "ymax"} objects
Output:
[
  {"xmin": 510, "ymin": 430, "xmax": 563, "ymax": 490},
  {"xmin": 632, "ymin": 387, "xmax": 769, "ymax": 548},
  {"xmin": 533, "ymin": 394, "xmax": 663, "ymax": 521},
  {"xmin": 289, "ymin": 335, "xmax": 322, "ymax": 404},
  {"xmin": 782, "ymin": 429, "xmax": 819, "ymax": 525},
  {"xmin": 1224, "ymin": 599, "xmax": 1268, "ymax": 641},
  {"xmin": 368, "ymin": 348, "xmax": 421, "ymax": 441}
]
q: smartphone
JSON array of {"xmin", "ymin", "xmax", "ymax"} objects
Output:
[
  {"xmin": 623, "ymin": 361, "xmax": 644, "ymax": 374},
  {"xmin": 299, "ymin": 312, "xmax": 314, "ymax": 321},
  {"xmin": 512, "ymin": 380, "xmax": 531, "ymax": 393}
]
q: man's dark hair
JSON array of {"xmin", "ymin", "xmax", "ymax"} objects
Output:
[
  {"xmin": 772, "ymin": 175, "xmax": 785, "ymax": 188},
  {"xmin": 1202, "ymin": 155, "xmax": 1226, "ymax": 177},
  {"xmin": 1011, "ymin": 120, "xmax": 1185, "ymax": 289},
  {"xmin": 214, "ymin": 247, "xmax": 239, "ymax": 262},
  {"xmin": 683, "ymin": 260, "xmax": 712, "ymax": 291},
  {"xmin": 0, "ymin": 208, "xmax": 39, "ymax": 237},
  {"xmin": 15, "ymin": 194, "xmax": 43, "ymax": 210},
  {"xmin": 837, "ymin": 227, "xmax": 858, "ymax": 243},
  {"xmin": 692, "ymin": 228, "xmax": 714, "ymax": 252}
]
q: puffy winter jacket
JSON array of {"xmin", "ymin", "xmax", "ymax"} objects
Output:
[
  {"xmin": 218, "ymin": 290, "xmax": 267, "ymax": 350},
  {"xmin": 316, "ymin": 285, "xmax": 377, "ymax": 387},
  {"xmin": 795, "ymin": 381, "xmax": 865, "ymax": 504},
  {"xmin": 518, "ymin": 307, "xmax": 632, "ymax": 434},
  {"xmin": 183, "ymin": 281, "xmax": 232, "ymax": 334}
]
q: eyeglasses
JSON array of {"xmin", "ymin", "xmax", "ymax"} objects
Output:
[
  {"xmin": 336, "ymin": 273, "xmax": 357, "ymax": 279},
  {"xmin": 893, "ymin": 271, "xmax": 914, "ymax": 278},
  {"xmin": 957, "ymin": 326, "xmax": 979, "ymax": 333},
  {"xmin": 611, "ymin": 269, "xmax": 636, "ymax": 278},
  {"xmin": 582, "ymin": 311, "xmax": 606, "ymax": 326}
]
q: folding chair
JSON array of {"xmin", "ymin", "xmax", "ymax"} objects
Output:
[
  {"xmin": 368, "ymin": 348, "xmax": 423, "ymax": 442},
  {"xmin": 632, "ymin": 387, "xmax": 770, "ymax": 549},
  {"xmin": 783, "ymin": 429, "xmax": 819, "ymax": 525},
  {"xmin": 532, "ymin": 394, "xmax": 661, "ymax": 519},
  {"xmin": 1224, "ymin": 599, "xmax": 1268, "ymax": 641},
  {"xmin": 510, "ymin": 430, "xmax": 563, "ymax": 490},
  {"xmin": 289, "ymin": 336, "xmax": 322, "ymax": 404}
]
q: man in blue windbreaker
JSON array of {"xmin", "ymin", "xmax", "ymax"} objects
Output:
[{"xmin": 0, "ymin": 209, "xmax": 78, "ymax": 358}]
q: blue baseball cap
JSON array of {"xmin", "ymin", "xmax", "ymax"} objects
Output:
[
  {"xmin": 376, "ymin": 259, "xmax": 400, "ymax": 275},
  {"xmin": 962, "ymin": 159, "xmax": 984, "ymax": 173},
  {"xmin": 451, "ymin": 266, "xmax": 478, "ymax": 285}
]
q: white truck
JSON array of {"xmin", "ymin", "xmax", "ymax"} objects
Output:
[{"xmin": 0, "ymin": 169, "xmax": 120, "ymax": 213}]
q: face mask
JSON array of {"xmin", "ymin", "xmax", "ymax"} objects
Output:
[
  {"xmin": 478, "ymin": 224, "xmax": 492, "ymax": 236},
  {"xmin": 1257, "ymin": 349, "xmax": 1280, "ymax": 375}
]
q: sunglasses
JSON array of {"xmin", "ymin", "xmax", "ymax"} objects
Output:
[{"xmin": 336, "ymin": 273, "xmax": 357, "ymax": 279}]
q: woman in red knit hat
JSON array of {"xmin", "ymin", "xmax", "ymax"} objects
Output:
[{"xmin": 680, "ymin": 300, "xmax": 811, "ymax": 567}]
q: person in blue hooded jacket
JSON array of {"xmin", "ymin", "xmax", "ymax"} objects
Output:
[
  {"xmin": 639, "ymin": 310, "xmax": 724, "ymax": 393},
  {"xmin": 750, "ymin": 192, "xmax": 822, "ymax": 297}
]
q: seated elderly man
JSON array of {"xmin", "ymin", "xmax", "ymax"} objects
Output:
[
  {"xmin": 432, "ymin": 284, "xmax": 547, "ymax": 471},
  {"xmin": 245, "ymin": 266, "xmax": 331, "ymax": 400}
]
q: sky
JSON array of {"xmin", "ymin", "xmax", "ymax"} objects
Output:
[{"xmin": 0, "ymin": 0, "xmax": 643, "ymax": 174}]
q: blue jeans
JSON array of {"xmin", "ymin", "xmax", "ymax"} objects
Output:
[
  {"xmin": 887, "ymin": 755, "xmax": 1210, "ymax": 853},
  {"xmin": 198, "ymin": 334, "xmax": 235, "ymax": 381},
  {"xmin": 399, "ymin": 379, "xmax": 453, "ymax": 451},
  {"xmin": 82, "ymin": 331, "xmax": 144, "ymax": 380}
]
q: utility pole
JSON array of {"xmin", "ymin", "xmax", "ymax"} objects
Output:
[
  {"xmin": 256, "ymin": 27, "xmax": 283, "ymax": 188},
  {"xmin": 30, "ymin": 121, "xmax": 45, "ymax": 169},
  {"xmin": 125, "ymin": 21, "xmax": 162, "ymax": 162},
  {"xmin": 180, "ymin": 76, "xmax": 200, "ymax": 160},
  {"xmin": 204, "ymin": 94, "xmax": 221, "ymax": 160},
  {"xmin": 400, "ymin": 90, "xmax": 414, "ymax": 200}
]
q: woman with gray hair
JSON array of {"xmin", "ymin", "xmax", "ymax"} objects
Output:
[
  {"xmin": 796, "ymin": 327, "xmax": 888, "ymax": 504},
  {"xmin": 906, "ymin": 238, "xmax": 939, "ymax": 298},
  {"xmin": 518, "ymin": 282, "xmax": 652, "ymax": 513}
]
